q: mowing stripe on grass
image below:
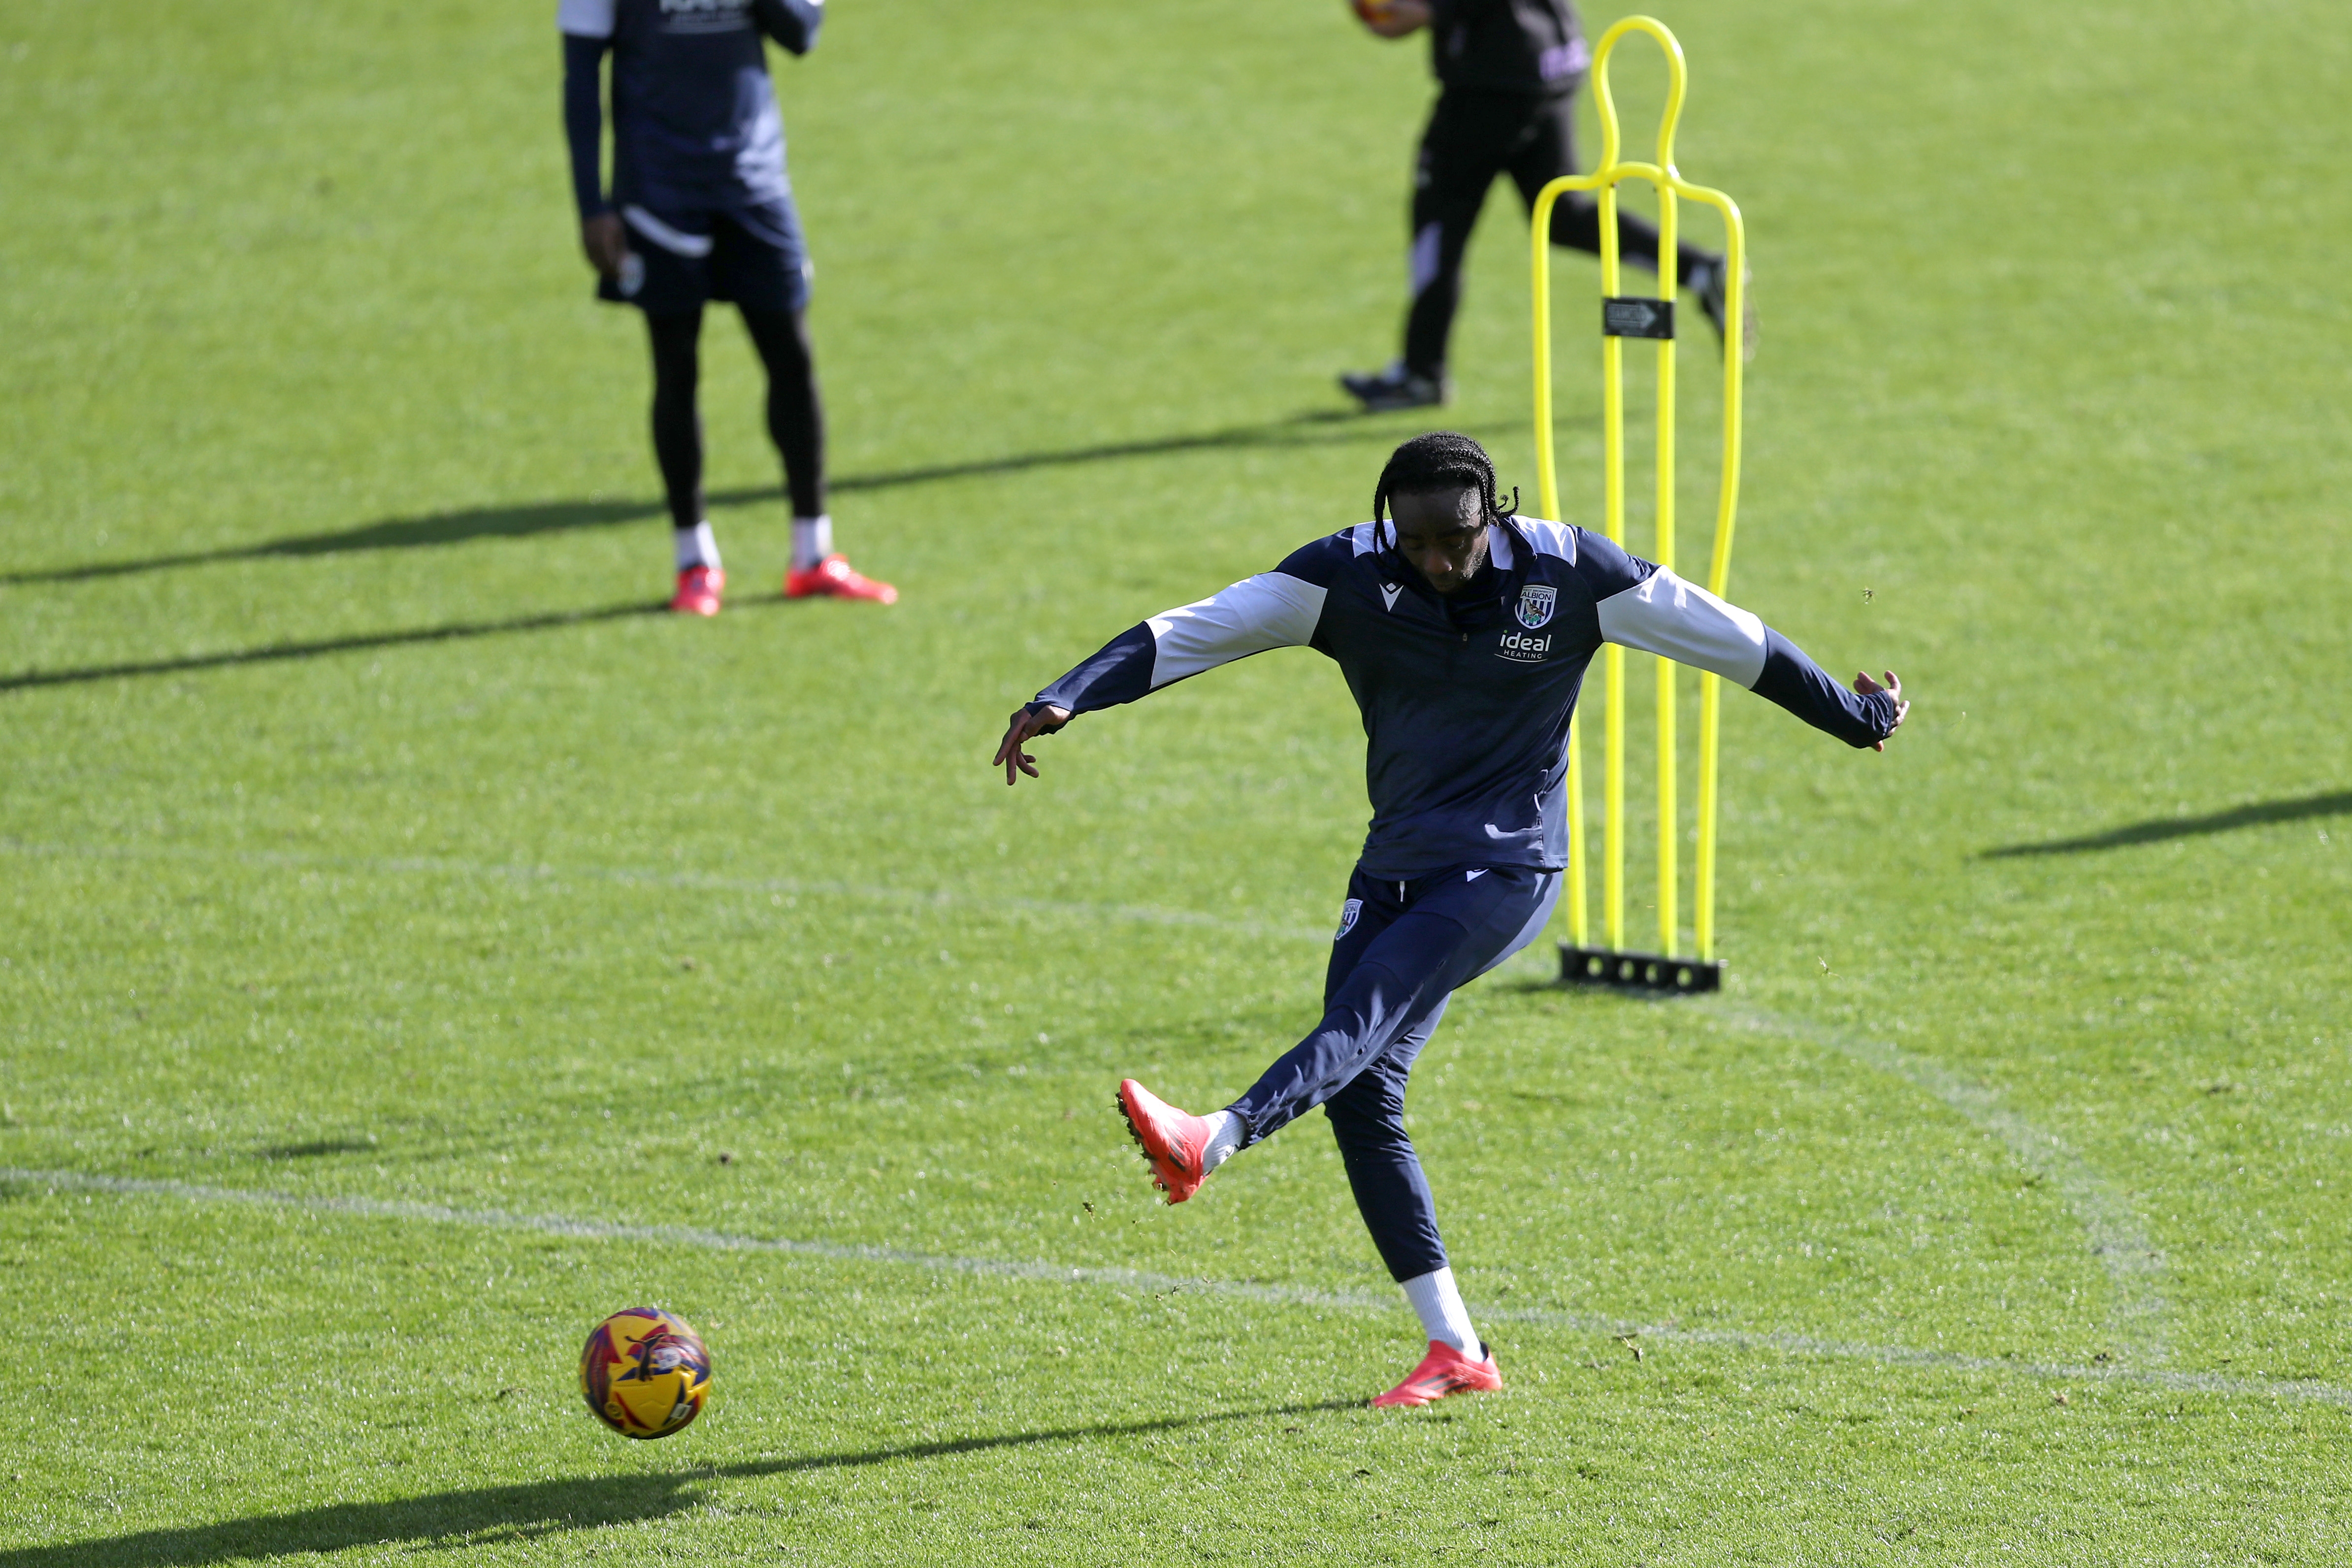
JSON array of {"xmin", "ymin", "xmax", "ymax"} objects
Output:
[
  {"xmin": 1717, "ymin": 1009, "xmax": 2173, "ymax": 1370},
  {"xmin": 7, "ymin": 1166, "xmax": 2333, "ymax": 1408},
  {"xmin": 0, "ymin": 838, "xmax": 1332, "ymax": 945}
]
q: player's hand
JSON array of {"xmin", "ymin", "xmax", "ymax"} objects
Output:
[
  {"xmin": 994, "ymin": 703, "xmax": 1071, "ymax": 785},
  {"xmin": 581, "ymin": 212, "xmax": 628, "ymax": 278},
  {"xmin": 1353, "ymin": 0, "xmax": 1430, "ymax": 39},
  {"xmin": 1853, "ymin": 670, "xmax": 1908, "ymax": 751}
]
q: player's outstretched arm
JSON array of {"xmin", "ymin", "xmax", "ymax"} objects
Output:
[
  {"xmin": 1581, "ymin": 540, "xmax": 1909, "ymax": 751},
  {"xmin": 991, "ymin": 550, "xmax": 1336, "ymax": 786}
]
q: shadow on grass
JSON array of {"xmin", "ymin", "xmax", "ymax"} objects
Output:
[
  {"xmin": 0, "ymin": 600, "xmax": 666, "ymax": 695},
  {"xmin": 1, "ymin": 409, "xmax": 1504, "ymax": 588},
  {"xmin": 0, "ymin": 1401, "xmax": 1359, "ymax": 1566},
  {"xmin": 1979, "ymin": 789, "xmax": 2352, "ymax": 857},
  {"xmin": 0, "ymin": 497, "xmax": 702, "ymax": 588}
]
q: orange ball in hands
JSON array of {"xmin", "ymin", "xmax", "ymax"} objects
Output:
[{"xmin": 1352, "ymin": 0, "xmax": 1397, "ymax": 24}]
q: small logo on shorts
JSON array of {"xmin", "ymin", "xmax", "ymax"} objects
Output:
[
  {"xmin": 617, "ymin": 252, "xmax": 646, "ymax": 299},
  {"xmin": 1336, "ymin": 898, "xmax": 1363, "ymax": 938},
  {"xmin": 1515, "ymin": 584, "xmax": 1556, "ymax": 628}
]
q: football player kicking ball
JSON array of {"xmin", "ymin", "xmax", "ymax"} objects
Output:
[
  {"xmin": 993, "ymin": 432, "xmax": 1905, "ymax": 1408},
  {"xmin": 561, "ymin": 0, "xmax": 895, "ymax": 616}
]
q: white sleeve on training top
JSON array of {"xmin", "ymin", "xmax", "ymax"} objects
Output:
[
  {"xmin": 558, "ymin": 0, "xmax": 618, "ymax": 38},
  {"xmin": 1145, "ymin": 574, "xmax": 1327, "ymax": 687},
  {"xmin": 1594, "ymin": 566, "xmax": 1769, "ymax": 686}
]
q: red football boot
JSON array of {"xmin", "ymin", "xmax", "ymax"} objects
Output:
[
  {"xmin": 669, "ymin": 565, "xmax": 724, "ymax": 617},
  {"xmin": 1371, "ymin": 1340, "xmax": 1503, "ymax": 1409},
  {"xmin": 784, "ymin": 553, "xmax": 897, "ymax": 604},
  {"xmin": 1116, "ymin": 1078, "xmax": 1214, "ymax": 1204}
]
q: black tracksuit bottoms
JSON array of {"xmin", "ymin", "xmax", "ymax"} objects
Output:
[
  {"xmin": 1403, "ymin": 86, "xmax": 1719, "ymax": 378},
  {"xmin": 1226, "ymin": 863, "xmax": 1561, "ymax": 1282}
]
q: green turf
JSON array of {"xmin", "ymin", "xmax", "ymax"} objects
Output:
[{"xmin": 4, "ymin": 0, "xmax": 2350, "ymax": 1561}]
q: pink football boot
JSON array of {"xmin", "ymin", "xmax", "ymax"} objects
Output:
[
  {"xmin": 784, "ymin": 553, "xmax": 896, "ymax": 604},
  {"xmin": 1372, "ymin": 1340, "xmax": 1503, "ymax": 1409},
  {"xmin": 1116, "ymin": 1078, "xmax": 1214, "ymax": 1204}
]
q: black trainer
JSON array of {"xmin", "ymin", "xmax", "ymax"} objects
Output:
[{"xmin": 1339, "ymin": 362, "xmax": 1450, "ymax": 413}]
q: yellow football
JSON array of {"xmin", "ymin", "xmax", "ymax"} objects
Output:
[{"xmin": 579, "ymin": 1306, "xmax": 712, "ymax": 1439}]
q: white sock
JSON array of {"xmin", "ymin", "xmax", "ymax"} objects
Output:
[
  {"xmin": 1199, "ymin": 1110, "xmax": 1244, "ymax": 1174},
  {"xmin": 675, "ymin": 522, "xmax": 719, "ymax": 572},
  {"xmin": 790, "ymin": 514, "xmax": 833, "ymax": 571},
  {"xmin": 1401, "ymin": 1267, "xmax": 1479, "ymax": 1356}
]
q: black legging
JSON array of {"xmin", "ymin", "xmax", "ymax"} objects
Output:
[
  {"xmin": 1402, "ymin": 87, "xmax": 1720, "ymax": 378},
  {"xmin": 646, "ymin": 305, "xmax": 826, "ymax": 529}
]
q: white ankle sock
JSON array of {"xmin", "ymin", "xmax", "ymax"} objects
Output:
[
  {"xmin": 675, "ymin": 522, "xmax": 719, "ymax": 572},
  {"xmin": 790, "ymin": 514, "xmax": 833, "ymax": 571},
  {"xmin": 1401, "ymin": 1268, "xmax": 1479, "ymax": 1356},
  {"xmin": 1199, "ymin": 1110, "xmax": 1244, "ymax": 1174}
]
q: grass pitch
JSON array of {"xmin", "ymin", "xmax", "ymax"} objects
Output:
[{"xmin": 3, "ymin": 0, "xmax": 2350, "ymax": 1562}]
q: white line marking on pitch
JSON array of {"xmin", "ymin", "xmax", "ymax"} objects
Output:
[
  {"xmin": 0, "ymin": 843, "xmax": 2176, "ymax": 1374},
  {"xmin": 1714, "ymin": 1009, "xmax": 2173, "ymax": 1369},
  {"xmin": 7, "ymin": 1167, "xmax": 2324, "ymax": 1407}
]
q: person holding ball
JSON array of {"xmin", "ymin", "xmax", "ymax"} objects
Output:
[{"xmin": 1338, "ymin": 0, "xmax": 1746, "ymax": 412}]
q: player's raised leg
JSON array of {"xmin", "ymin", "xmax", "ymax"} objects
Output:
[
  {"xmin": 1114, "ymin": 1079, "xmax": 1240, "ymax": 1204},
  {"xmin": 1120, "ymin": 863, "xmax": 1556, "ymax": 1403},
  {"xmin": 647, "ymin": 308, "xmax": 725, "ymax": 616}
]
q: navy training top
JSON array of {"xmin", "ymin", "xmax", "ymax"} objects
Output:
[
  {"xmin": 1430, "ymin": 0, "xmax": 1590, "ymax": 96},
  {"xmin": 1032, "ymin": 517, "xmax": 1897, "ymax": 881},
  {"xmin": 559, "ymin": 0, "xmax": 822, "ymax": 222}
]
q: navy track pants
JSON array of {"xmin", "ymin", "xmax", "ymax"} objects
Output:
[{"xmin": 1225, "ymin": 863, "xmax": 1560, "ymax": 1282}]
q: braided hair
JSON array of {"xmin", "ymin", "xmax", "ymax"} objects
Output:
[{"xmin": 1370, "ymin": 430, "xmax": 1520, "ymax": 550}]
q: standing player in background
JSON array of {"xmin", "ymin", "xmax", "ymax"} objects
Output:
[
  {"xmin": 1338, "ymin": 0, "xmax": 1748, "ymax": 412},
  {"xmin": 561, "ymin": 0, "xmax": 896, "ymax": 616},
  {"xmin": 993, "ymin": 433, "xmax": 1903, "ymax": 1406}
]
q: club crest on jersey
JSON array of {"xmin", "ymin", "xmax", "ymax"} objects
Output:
[
  {"xmin": 1515, "ymin": 584, "xmax": 1557, "ymax": 629},
  {"xmin": 1336, "ymin": 898, "xmax": 1363, "ymax": 938}
]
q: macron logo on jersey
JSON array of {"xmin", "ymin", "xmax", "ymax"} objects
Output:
[{"xmin": 1381, "ymin": 584, "xmax": 1402, "ymax": 612}]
